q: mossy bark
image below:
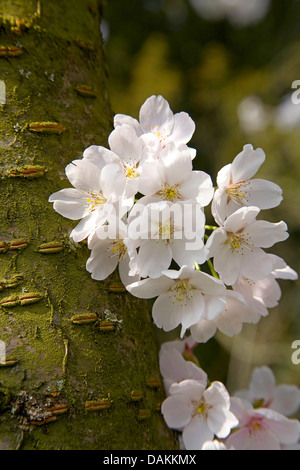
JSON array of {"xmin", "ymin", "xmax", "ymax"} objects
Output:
[{"xmin": 0, "ymin": 0, "xmax": 177, "ymax": 450}]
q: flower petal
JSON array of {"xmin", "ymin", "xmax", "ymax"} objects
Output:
[
  {"xmin": 171, "ymin": 111, "xmax": 196, "ymax": 145},
  {"xmin": 231, "ymin": 144, "xmax": 266, "ymax": 182}
]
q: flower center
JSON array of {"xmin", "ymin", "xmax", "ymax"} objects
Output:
[
  {"xmin": 150, "ymin": 125, "xmax": 169, "ymax": 147},
  {"xmin": 192, "ymin": 399, "xmax": 210, "ymax": 418},
  {"xmin": 168, "ymin": 279, "xmax": 194, "ymax": 306},
  {"xmin": 226, "ymin": 232, "xmax": 254, "ymax": 254},
  {"xmin": 84, "ymin": 190, "xmax": 107, "ymax": 213},
  {"xmin": 248, "ymin": 416, "xmax": 264, "ymax": 434},
  {"xmin": 157, "ymin": 183, "xmax": 182, "ymax": 202},
  {"xmin": 158, "ymin": 221, "xmax": 174, "ymax": 240},
  {"xmin": 226, "ymin": 181, "xmax": 250, "ymax": 205},
  {"xmin": 107, "ymin": 240, "xmax": 127, "ymax": 261}
]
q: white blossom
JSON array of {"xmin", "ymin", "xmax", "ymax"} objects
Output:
[
  {"xmin": 212, "ymin": 144, "xmax": 283, "ymax": 226},
  {"xmin": 138, "ymin": 141, "xmax": 213, "ymax": 206},
  {"xmin": 48, "ymin": 158, "xmax": 132, "ymax": 242},
  {"xmin": 159, "ymin": 339, "xmax": 207, "ymax": 395},
  {"xmin": 126, "ymin": 265, "xmax": 226, "ymax": 337},
  {"xmin": 161, "ymin": 379, "xmax": 238, "ymax": 450},
  {"xmin": 206, "ymin": 206, "xmax": 289, "ymax": 285},
  {"xmin": 114, "ymin": 95, "xmax": 196, "ymax": 157},
  {"xmin": 127, "ymin": 201, "xmax": 207, "ymax": 279},
  {"xmin": 86, "ymin": 222, "xmax": 139, "ymax": 287},
  {"xmin": 232, "ymin": 254, "xmax": 298, "ymax": 320},
  {"xmin": 189, "ymin": 290, "xmax": 254, "ymax": 343},
  {"xmin": 83, "ymin": 125, "xmax": 147, "ymax": 199}
]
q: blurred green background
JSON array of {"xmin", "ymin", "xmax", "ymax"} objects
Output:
[{"xmin": 102, "ymin": 0, "xmax": 300, "ymax": 397}]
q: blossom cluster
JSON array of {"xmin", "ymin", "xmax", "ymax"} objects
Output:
[
  {"xmin": 49, "ymin": 94, "xmax": 297, "ymax": 344},
  {"xmin": 159, "ymin": 339, "xmax": 300, "ymax": 450},
  {"xmin": 49, "ymin": 95, "xmax": 299, "ymax": 450}
]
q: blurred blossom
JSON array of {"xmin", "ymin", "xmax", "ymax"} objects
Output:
[
  {"xmin": 237, "ymin": 96, "xmax": 271, "ymax": 133},
  {"xmin": 274, "ymin": 93, "xmax": 300, "ymax": 131},
  {"xmin": 100, "ymin": 19, "xmax": 110, "ymax": 43},
  {"xmin": 189, "ymin": 0, "xmax": 271, "ymax": 27}
]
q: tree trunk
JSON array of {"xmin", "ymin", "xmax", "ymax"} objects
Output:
[{"xmin": 0, "ymin": 0, "xmax": 176, "ymax": 450}]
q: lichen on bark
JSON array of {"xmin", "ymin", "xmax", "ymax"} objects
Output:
[{"xmin": 0, "ymin": 0, "xmax": 177, "ymax": 450}]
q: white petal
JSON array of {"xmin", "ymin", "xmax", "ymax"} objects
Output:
[
  {"xmin": 113, "ymin": 114, "xmax": 142, "ymax": 136},
  {"xmin": 171, "ymin": 238, "xmax": 207, "ymax": 268},
  {"xmin": 272, "ymin": 385, "xmax": 300, "ymax": 417},
  {"xmin": 183, "ymin": 416, "xmax": 214, "ymax": 450},
  {"xmin": 70, "ymin": 212, "xmax": 100, "ymax": 242},
  {"xmin": 240, "ymin": 178, "xmax": 283, "ymax": 209},
  {"xmin": 160, "ymin": 142, "xmax": 193, "ymax": 186},
  {"xmin": 161, "ymin": 395, "xmax": 192, "ymax": 430},
  {"xmin": 190, "ymin": 320, "xmax": 217, "ymax": 343},
  {"xmin": 108, "ymin": 125, "xmax": 143, "ymax": 163},
  {"xmin": 49, "ymin": 188, "xmax": 86, "ymax": 220},
  {"xmin": 206, "ymin": 228, "xmax": 228, "ymax": 258},
  {"xmin": 245, "ymin": 220, "xmax": 289, "ymax": 248},
  {"xmin": 204, "ymin": 381, "xmax": 231, "ymax": 409},
  {"xmin": 203, "ymin": 294, "xmax": 227, "ymax": 321},
  {"xmin": 213, "ymin": 246, "xmax": 242, "ymax": 285},
  {"xmin": 126, "ymin": 276, "xmax": 173, "ymax": 299},
  {"xmin": 134, "ymin": 240, "xmax": 173, "ymax": 279},
  {"xmin": 83, "ymin": 145, "xmax": 118, "ymax": 168},
  {"xmin": 231, "ymin": 144, "xmax": 266, "ymax": 182},
  {"xmin": 139, "ymin": 95, "xmax": 174, "ymax": 132},
  {"xmin": 249, "ymin": 366, "xmax": 275, "ymax": 403},
  {"xmin": 180, "ymin": 171, "xmax": 214, "ymax": 206},
  {"xmin": 240, "ymin": 248, "xmax": 274, "ymax": 281},
  {"xmin": 207, "ymin": 407, "xmax": 238, "ymax": 438},
  {"xmin": 216, "ymin": 163, "xmax": 232, "ymax": 188},
  {"xmin": 170, "ymin": 111, "xmax": 196, "ymax": 145},
  {"xmin": 86, "ymin": 241, "xmax": 118, "ymax": 280},
  {"xmin": 211, "ymin": 189, "xmax": 228, "ymax": 227},
  {"xmin": 224, "ymin": 206, "xmax": 260, "ymax": 233},
  {"xmin": 65, "ymin": 159, "xmax": 101, "ymax": 191}
]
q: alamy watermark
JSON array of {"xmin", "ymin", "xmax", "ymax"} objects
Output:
[
  {"xmin": 291, "ymin": 340, "xmax": 300, "ymax": 365},
  {"xmin": 291, "ymin": 80, "xmax": 300, "ymax": 105}
]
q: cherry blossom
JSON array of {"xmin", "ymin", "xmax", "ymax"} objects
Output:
[
  {"xmin": 227, "ymin": 397, "xmax": 300, "ymax": 450},
  {"xmin": 161, "ymin": 379, "xmax": 238, "ymax": 450},
  {"xmin": 138, "ymin": 141, "xmax": 213, "ymax": 206},
  {"xmin": 212, "ymin": 144, "xmax": 283, "ymax": 226},
  {"xmin": 83, "ymin": 125, "xmax": 146, "ymax": 199},
  {"xmin": 159, "ymin": 339, "xmax": 207, "ymax": 395},
  {"xmin": 189, "ymin": 290, "xmax": 254, "ymax": 343},
  {"xmin": 86, "ymin": 223, "xmax": 139, "ymax": 287},
  {"xmin": 114, "ymin": 95, "xmax": 196, "ymax": 157},
  {"xmin": 48, "ymin": 158, "xmax": 132, "ymax": 242},
  {"xmin": 126, "ymin": 201, "xmax": 207, "ymax": 279},
  {"xmin": 126, "ymin": 265, "xmax": 227, "ymax": 337},
  {"xmin": 234, "ymin": 366, "xmax": 300, "ymax": 417},
  {"xmin": 206, "ymin": 206, "xmax": 289, "ymax": 285},
  {"xmin": 232, "ymin": 254, "xmax": 298, "ymax": 321}
]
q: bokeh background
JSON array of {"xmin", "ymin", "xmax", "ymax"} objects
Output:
[{"xmin": 102, "ymin": 0, "xmax": 300, "ymax": 397}]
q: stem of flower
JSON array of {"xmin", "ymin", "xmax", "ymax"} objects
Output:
[
  {"xmin": 207, "ymin": 259, "xmax": 219, "ymax": 279},
  {"xmin": 205, "ymin": 225, "xmax": 218, "ymax": 231}
]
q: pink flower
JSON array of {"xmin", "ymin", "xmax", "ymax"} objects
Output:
[
  {"xmin": 234, "ymin": 366, "xmax": 300, "ymax": 417},
  {"xmin": 227, "ymin": 397, "xmax": 300, "ymax": 450}
]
